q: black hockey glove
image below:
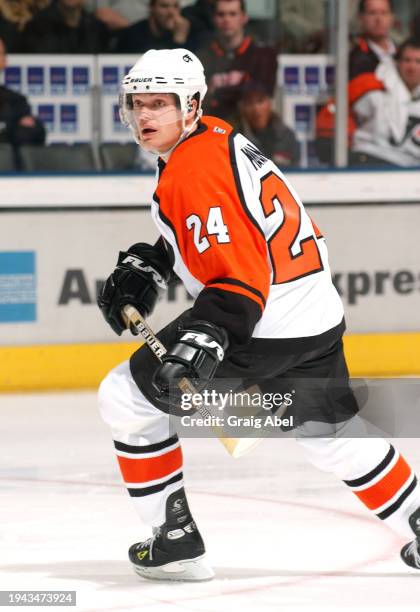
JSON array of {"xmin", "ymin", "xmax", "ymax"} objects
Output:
[
  {"xmin": 153, "ymin": 321, "xmax": 229, "ymax": 401},
  {"xmin": 98, "ymin": 244, "xmax": 171, "ymax": 336}
]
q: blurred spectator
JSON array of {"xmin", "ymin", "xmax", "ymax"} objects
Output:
[
  {"xmin": 0, "ymin": 0, "xmax": 50, "ymax": 29},
  {"xmin": 198, "ymin": 0, "xmax": 278, "ymax": 120},
  {"xmin": 315, "ymin": 69, "xmax": 388, "ymax": 165},
  {"xmin": 0, "ymin": 13, "xmax": 19, "ymax": 51},
  {"xmin": 350, "ymin": 37, "xmax": 420, "ymax": 167},
  {"xmin": 85, "ymin": 0, "xmax": 149, "ymax": 30},
  {"xmin": 115, "ymin": 0, "xmax": 196, "ymax": 54},
  {"xmin": 182, "ymin": 0, "xmax": 215, "ymax": 40},
  {"xmin": 278, "ymin": 0, "xmax": 328, "ymax": 53},
  {"xmin": 316, "ymin": 0, "xmax": 398, "ymax": 164},
  {"xmin": 0, "ymin": 36, "xmax": 45, "ymax": 160},
  {"xmin": 315, "ymin": 67, "xmax": 387, "ymax": 165},
  {"xmin": 19, "ymin": 0, "xmax": 109, "ymax": 53},
  {"xmin": 230, "ymin": 82, "xmax": 299, "ymax": 168},
  {"xmin": 0, "ymin": 0, "xmax": 50, "ymax": 50},
  {"xmin": 350, "ymin": 0, "xmax": 396, "ymax": 79}
]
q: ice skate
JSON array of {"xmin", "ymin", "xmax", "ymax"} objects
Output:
[
  {"xmin": 128, "ymin": 521, "xmax": 214, "ymax": 581},
  {"xmin": 128, "ymin": 489, "xmax": 214, "ymax": 581},
  {"xmin": 401, "ymin": 507, "xmax": 420, "ymax": 569}
]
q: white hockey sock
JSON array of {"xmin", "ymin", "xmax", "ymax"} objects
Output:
[{"xmin": 297, "ymin": 423, "xmax": 420, "ymax": 539}]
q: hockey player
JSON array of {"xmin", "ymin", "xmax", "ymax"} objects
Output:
[{"xmin": 97, "ymin": 48, "xmax": 420, "ymax": 581}]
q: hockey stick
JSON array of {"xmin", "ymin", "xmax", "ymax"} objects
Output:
[{"xmin": 122, "ymin": 304, "xmax": 263, "ymax": 458}]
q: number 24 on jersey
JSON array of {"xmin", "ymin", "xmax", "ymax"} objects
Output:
[{"xmin": 185, "ymin": 173, "xmax": 323, "ymax": 284}]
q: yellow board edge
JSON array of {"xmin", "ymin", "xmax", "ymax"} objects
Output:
[
  {"xmin": 0, "ymin": 342, "xmax": 139, "ymax": 393},
  {"xmin": 0, "ymin": 332, "xmax": 419, "ymax": 392}
]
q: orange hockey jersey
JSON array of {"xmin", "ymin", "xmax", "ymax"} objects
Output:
[{"xmin": 152, "ymin": 116, "xmax": 344, "ymax": 350}]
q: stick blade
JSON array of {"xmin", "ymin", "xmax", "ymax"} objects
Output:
[{"xmin": 221, "ymin": 436, "xmax": 264, "ymax": 458}]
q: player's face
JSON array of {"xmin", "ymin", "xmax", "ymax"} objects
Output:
[
  {"xmin": 0, "ymin": 39, "xmax": 6, "ymax": 72},
  {"xmin": 214, "ymin": 1, "xmax": 248, "ymax": 38},
  {"xmin": 359, "ymin": 0, "xmax": 393, "ymax": 40},
  {"xmin": 398, "ymin": 47, "xmax": 420, "ymax": 92},
  {"xmin": 151, "ymin": 0, "xmax": 181, "ymax": 30},
  {"xmin": 240, "ymin": 93, "xmax": 272, "ymax": 130},
  {"xmin": 131, "ymin": 93, "xmax": 183, "ymax": 153}
]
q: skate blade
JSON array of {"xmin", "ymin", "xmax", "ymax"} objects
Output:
[{"xmin": 132, "ymin": 554, "xmax": 215, "ymax": 582}]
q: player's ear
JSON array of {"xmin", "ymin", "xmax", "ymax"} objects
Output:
[{"xmin": 187, "ymin": 98, "xmax": 198, "ymax": 119}]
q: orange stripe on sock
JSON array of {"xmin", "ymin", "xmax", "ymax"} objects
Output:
[
  {"xmin": 117, "ymin": 446, "xmax": 183, "ymax": 484},
  {"xmin": 353, "ymin": 455, "xmax": 411, "ymax": 511}
]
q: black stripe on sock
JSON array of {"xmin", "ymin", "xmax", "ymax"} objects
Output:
[
  {"xmin": 377, "ymin": 475, "xmax": 417, "ymax": 521},
  {"xmin": 114, "ymin": 434, "xmax": 179, "ymax": 455},
  {"xmin": 127, "ymin": 472, "xmax": 183, "ymax": 497},
  {"xmin": 343, "ymin": 445, "xmax": 396, "ymax": 488}
]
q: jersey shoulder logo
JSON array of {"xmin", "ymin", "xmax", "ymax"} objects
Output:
[
  {"xmin": 213, "ymin": 126, "xmax": 226, "ymax": 134},
  {"xmin": 241, "ymin": 142, "xmax": 268, "ymax": 170}
]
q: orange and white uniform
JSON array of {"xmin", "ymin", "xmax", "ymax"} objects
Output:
[
  {"xmin": 152, "ymin": 115, "xmax": 344, "ymax": 350},
  {"xmin": 98, "ymin": 116, "xmax": 420, "ymax": 542}
]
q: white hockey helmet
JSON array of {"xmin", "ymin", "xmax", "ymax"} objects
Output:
[{"xmin": 119, "ymin": 48, "xmax": 208, "ymax": 144}]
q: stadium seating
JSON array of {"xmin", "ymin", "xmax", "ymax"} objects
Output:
[
  {"xmin": 20, "ymin": 143, "xmax": 97, "ymax": 172},
  {"xmin": 0, "ymin": 143, "xmax": 16, "ymax": 172},
  {"xmin": 99, "ymin": 142, "xmax": 138, "ymax": 171}
]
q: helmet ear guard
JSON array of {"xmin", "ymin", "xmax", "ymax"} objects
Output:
[{"xmin": 118, "ymin": 92, "xmax": 133, "ymax": 129}]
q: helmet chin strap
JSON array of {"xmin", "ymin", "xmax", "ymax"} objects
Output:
[{"xmin": 138, "ymin": 108, "xmax": 203, "ymax": 160}]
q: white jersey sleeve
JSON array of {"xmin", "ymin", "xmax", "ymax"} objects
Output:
[{"xmin": 231, "ymin": 132, "xmax": 344, "ymax": 339}]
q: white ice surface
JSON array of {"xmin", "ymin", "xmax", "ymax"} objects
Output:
[{"xmin": 1, "ymin": 391, "xmax": 420, "ymax": 612}]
